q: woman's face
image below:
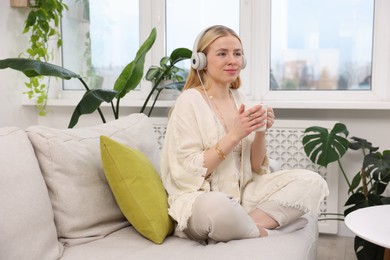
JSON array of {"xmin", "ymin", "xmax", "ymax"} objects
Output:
[{"xmin": 205, "ymin": 34, "xmax": 244, "ymax": 87}]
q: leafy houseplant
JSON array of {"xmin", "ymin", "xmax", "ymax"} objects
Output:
[
  {"xmin": 1, "ymin": 28, "xmax": 192, "ymax": 128},
  {"xmin": 145, "ymin": 55, "xmax": 188, "ymax": 83},
  {"xmin": 21, "ymin": 0, "xmax": 68, "ymax": 116},
  {"xmin": 1, "ymin": 28, "xmax": 157, "ymax": 128},
  {"xmin": 302, "ymin": 122, "xmax": 390, "ymax": 260},
  {"xmin": 142, "ymin": 49, "xmax": 191, "ymax": 116}
]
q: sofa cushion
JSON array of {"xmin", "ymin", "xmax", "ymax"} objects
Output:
[
  {"xmin": 100, "ymin": 136, "xmax": 173, "ymax": 244},
  {"xmin": 61, "ymin": 214, "xmax": 318, "ymax": 260},
  {"xmin": 26, "ymin": 113, "xmax": 160, "ymax": 246},
  {"xmin": 0, "ymin": 127, "xmax": 63, "ymax": 260}
]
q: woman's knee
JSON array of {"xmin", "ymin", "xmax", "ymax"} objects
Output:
[
  {"xmin": 188, "ymin": 192, "xmax": 258, "ymax": 241},
  {"xmin": 193, "ymin": 192, "xmax": 239, "ymax": 220},
  {"xmin": 292, "ymin": 169, "xmax": 329, "ymax": 190},
  {"xmin": 300, "ymin": 170, "xmax": 329, "ymax": 195}
]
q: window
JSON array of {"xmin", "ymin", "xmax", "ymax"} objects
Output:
[
  {"xmin": 60, "ymin": 0, "xmax": 390, "ymax": 109},
  {"xmin": 166, "ymin": 0, "xmax": 239, "ymax": 70},
  {"xmin": 270, "ymin": 0, "xmax": 374, "ymax": 91},
  {"xmin": 62, "ymin": 0, "xmax": 139, "ymax": 91},
  {"xmin": 251, "ymin": 0, "xmax": 390, "ymax": 107}
]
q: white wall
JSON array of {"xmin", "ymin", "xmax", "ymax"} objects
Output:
[
  {"xmin": 1, "ymin": 2, "xmax": 389, "ymax": 236},
  {"xmin": 0, "ymin": 2, "xmax": 38, "ymax": 129}
]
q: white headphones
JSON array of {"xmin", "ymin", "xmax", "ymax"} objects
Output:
[{"xmin": 191, "ymin": 26, "xmax": 247, "ymax": 71}]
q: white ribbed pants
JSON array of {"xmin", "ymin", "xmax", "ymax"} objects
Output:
[{"xmin": 183, "ymin": 192, "xmax": 303, "ymax": 242}]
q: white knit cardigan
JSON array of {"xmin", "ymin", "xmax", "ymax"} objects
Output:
[
  {"xmin": 160, "ymin": 88, "xmax": 266, "ymax": 230},
  {"xmin": 160, "ymin": 88, "xmax": 329, "ymax": 232}
]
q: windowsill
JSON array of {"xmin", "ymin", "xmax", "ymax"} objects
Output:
[
  {"xmin": 22, "ymin": 98, "xmax": 390, "ymax": 110},
  {"xmin": 22, "ymin": 97, "xmax": 176, "ymax": 108},
  {"xmin": 264, "ymin": 100, "xmax": 390, "ymax": 110}
]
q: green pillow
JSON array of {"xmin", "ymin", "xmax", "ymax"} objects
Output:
[{"xmin": 100, "ymin": 135, "xmax": 173, "ymax": 244}]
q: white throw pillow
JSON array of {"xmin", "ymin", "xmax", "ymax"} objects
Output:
[
  {"xmin": 0, "ymin": 127, "xmax": 63, "ymax": 260},
  {"xmin": 26, "ymin": 114, "xmax": 160, "ymax": 246}
]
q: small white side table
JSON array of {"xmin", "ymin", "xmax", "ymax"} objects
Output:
[{"xmin": 344, "ymin": 205, "xmax": 390, "ymax": 259}]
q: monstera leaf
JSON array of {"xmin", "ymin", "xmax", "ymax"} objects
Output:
[
  {"xmin": 303, "ymin": 122, "xmax": 390, "ymax": 260},
  {"xmin": 349, "ymin": 136, "xmax": 379, "ymax": 153},
  {"xmin": 302, "ymin": 122, "xmax": 350, "ymax": 167},
  {"xmin": 364, "ymin": 151, "xmax": 390, "ymax": 188}
]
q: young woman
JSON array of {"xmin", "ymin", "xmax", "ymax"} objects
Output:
[{"xmin": 160, "ymin": 25, "xmax": 329, "ymax": 243}]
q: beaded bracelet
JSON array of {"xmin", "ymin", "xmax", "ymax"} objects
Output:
[{"xmin": 215, "ymin": 143, "xmax": 226, "ymax": 160}]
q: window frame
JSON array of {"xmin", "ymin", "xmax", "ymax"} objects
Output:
[
  {"xmin": 56, "ymin": 0, "xmax": 390, "ymax": 110},
  {"xmin": 242, "ymin": 0, "xmax": 390, "ymax": 109}
]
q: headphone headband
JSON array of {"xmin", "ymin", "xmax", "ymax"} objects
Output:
[{"xmin": 192, "ymin": 27, "xmax": 209, "ymax": 57}]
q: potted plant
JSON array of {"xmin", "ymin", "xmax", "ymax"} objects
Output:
[
  {"xmin": 1, "ymin": 27, "xmax": 157, "ymax": 128},
  {"xmin": 145, "ymin": 55, "xmax": 187, "ymax": 83},
  {"xmin": 19, "ymin": 0, "xmax": 68, "ymax": 115},
  {"xmin": 0, "ymin": 29, "xmax": 192, "ymax": 128},
  {"xmin": 142, "ymin": 48, "xmax": 191, "ymax": 116},
  {"xmin": 302, "ymin": 122, "xmax": 390, "ymax": 259}
]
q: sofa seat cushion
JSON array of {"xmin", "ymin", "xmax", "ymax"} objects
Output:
[
  {"xmin": 61, "ymin": 214, "xmax": 318, "ymax": 260},
  {"xmin": 0, "ymin": 127, "xmax": 63, "ymax": 260},
  {"xmin": 26, "ymin": 114, "xmax": 161, "ymax": 246},
  {"xmin": 100, "ymin": 136, "xmax": 174, "ymax": 244}
]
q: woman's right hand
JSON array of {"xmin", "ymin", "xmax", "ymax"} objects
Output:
[{"xmin": 230, "ymin": 104, "xmax": 265, "ymax": 141}]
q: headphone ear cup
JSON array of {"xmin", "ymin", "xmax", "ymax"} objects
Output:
[
  {"xmin": 242, "ymin": 55, "xmax": 247, "ymax": 69},
  {"xmin": 191, "ymin": 52, "xmax": 207, "ymax": 70}
]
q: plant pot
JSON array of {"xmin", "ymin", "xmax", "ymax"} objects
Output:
[
  {"xmin": 10, "ymin": 0, "xmax": 30, "ymax": 7},
  {"xmin": 158, "ymin": 88, "xmax": 181, "ymax": 100},
  {"xmin": 155, "ymin": 80, "xmax": 181, "ymax": 100}
]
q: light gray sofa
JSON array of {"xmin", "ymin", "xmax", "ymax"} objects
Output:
[{"xmin": 0, "ymin": 113, "xmax": 319, "ymax": 260}]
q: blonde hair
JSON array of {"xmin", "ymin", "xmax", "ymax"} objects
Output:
[{"xmin": 183, "ymin": 25, "xmax": 243, "ymax": 91}]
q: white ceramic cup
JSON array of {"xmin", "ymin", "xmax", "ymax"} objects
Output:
[{"xmin": 244, "ymin": 103, "xmax": 268, "ymax": 132}]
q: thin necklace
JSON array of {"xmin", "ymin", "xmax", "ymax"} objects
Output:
[
  {"xmin": 209, "ymin": 92, "xmax": 243, "ymax": 156},
  {"xmin": 209, "ymin": 94, "xmax": 230, "ymax": 133}
]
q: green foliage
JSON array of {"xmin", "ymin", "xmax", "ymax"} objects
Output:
[
  {"xmin": 0, "ymin": 58, "xmax": 79, "ymax": 78},
  {"xmin": 113, "ymin": 30, "xmax": 158, "ymax": 100},
  {"xmin": 1, "ymin": 28, "xmax": 156, "ymax": 127},
  {"xmin": 303, "ymin": 122, "xmax": 390, "ymax": 258},
  {"xmin": 354, "ymin": 236, "xmax": 386, "ymax": 260},
  {"xmin": 1, "ymin": 28, "xmax": 191, "ymax": 128},
  {"xmin": 68, "ymin": 86, "xmax": 117, "ymax": 127},
  {"xmin": 145, "ymin": 52, "xmax": 188, "ymax": 83},
  {"xmin": 303, "ymin": 123, "xmax": 390, "ymax": 214},
  {"xmin": 68, "ymin": 27, "xmax": 158, "ymax": 128},
  {"xmin": 142, "ymin": 48, "xmax": 192, "ymax": 116},
  {"xmin": 21, "ymin": 0, "xmax": 68, "ymax": 116},
  {"xmin": 303, "ymin": 123, "xmax": 349, "ymax": 167}
]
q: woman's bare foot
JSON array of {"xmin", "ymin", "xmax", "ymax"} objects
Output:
[
  {"xmin": 256, "ymin": 223, "xmax": 269, "ymax": 237},
  {"xmin": 250, "ymin": 208, "xmax": 278, "ymax": 229},
  {"xmin": 265, "ymin": 218, "xmax": 308, "ymax": 236}
]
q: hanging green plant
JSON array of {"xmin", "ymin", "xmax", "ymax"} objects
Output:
[{"xmin": 21, "ymin": 0, "xmax": 68, "ymax": 115}]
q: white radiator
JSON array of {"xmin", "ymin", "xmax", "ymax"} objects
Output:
[{"xmin": 152, "ymin": 118, "xmax": 339, "ymax": 234}]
